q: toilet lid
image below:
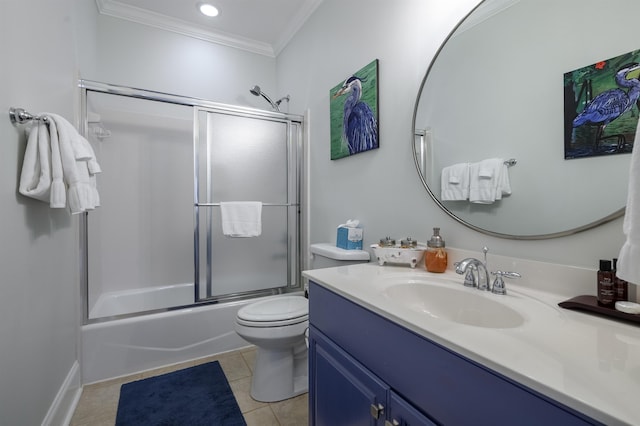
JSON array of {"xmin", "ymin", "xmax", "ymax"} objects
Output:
[{"xmin": 237, "ymin": 295, "xmax": 308, "ymax": 322}]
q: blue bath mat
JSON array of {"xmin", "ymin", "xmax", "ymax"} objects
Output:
[{"xmin": 115, "ymin": 361, "xmax": 246, "ymax": 426}]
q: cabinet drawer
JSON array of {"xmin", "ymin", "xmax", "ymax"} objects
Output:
[{"xmin": 309, "ymin": 282, "xmax": 600, "ymax": 425}]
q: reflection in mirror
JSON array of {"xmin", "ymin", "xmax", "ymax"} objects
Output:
[{"xmin": 413, "ymin": 0, "xmax": 638, "ymax": 239}]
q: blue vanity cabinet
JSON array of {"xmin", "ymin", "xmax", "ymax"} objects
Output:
[
  {"xmin": 311, "ymin": 328, "xmax": 385, "ymax": 426},
  {"xmin": 310, "ymin": 326, "xmax": 435, "ymax": 426},
  {"xmin": 308, "ymin": 281, "xmax": 602, "ymax": 426}
]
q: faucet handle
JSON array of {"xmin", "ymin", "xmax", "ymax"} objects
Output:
[
  {"xmin": 491, "ymin": 271, "xmax": 521, "ymax": 295},
  {"xmin": 463, "ymin": 269, "xmax": 476, "ymax": 287}
]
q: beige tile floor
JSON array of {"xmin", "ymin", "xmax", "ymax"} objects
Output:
[{"xmin": 70, "ymin": 347, "xmax": 308, "ymax": 426}]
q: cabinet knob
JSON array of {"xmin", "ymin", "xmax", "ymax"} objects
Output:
[
  {"xmin": 385, "ymin": 419, "xmax": 400, "ymax": 426},
  {"xmin": 370, "ymin": 403, "xmax": 385, "ymax": 419}
]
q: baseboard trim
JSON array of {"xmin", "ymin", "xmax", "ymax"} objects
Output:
[{"xmin": 42, "ymin": 361, "xmax": 82, "ymax": 426}]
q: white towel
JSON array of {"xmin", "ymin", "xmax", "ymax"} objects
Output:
[
  {"xmin": 220, "ymin": 201, "xmax": 262, "ymax": 237},
  {"xmin": 47, "ymin": 114, "xmax": 101, "ymax": 214},
  {"xmin": 617, "ymin": 121, "xmax": 640, "ymax": 285},
  {"xmin": 441, "ymin": 163, "xmax": 470, "ymax": 201},
  {"xmin": 469, "ymin": 158, "xmax": 511, "ymax": 204},
  {"xmin": 19, "ymin": 122, "xmax": 52, "ymax": 202},
  {"xmin": 496, "ymin": 162, "xmax": 512, "ymax": 200},
  {"xmin": 47, "ymin": 118, "xmax": 66, "ymax": 208},
  {"xmin": 19, "ymin": 113, "xmax": 101, "ymax": 214}
]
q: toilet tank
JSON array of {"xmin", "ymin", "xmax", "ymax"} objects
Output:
[{"xmin": 309, "ymin": 243, "xmax": 370, "ymax": 269}]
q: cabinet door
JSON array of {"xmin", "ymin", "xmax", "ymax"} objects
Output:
[
  {"xmin": 387, "ymin": 391, "xmax": 436, "ymax": 426},
  {"xmin": 310, "ymin": 327, "xmax": 387, "ymax": 426}
]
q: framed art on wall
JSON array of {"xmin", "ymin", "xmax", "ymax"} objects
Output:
[
  {"xmin": 564, "ymin": 49, "xmax": 640, "ymax": 159},
  {"xmin": 330, "ymin": 59, "xmax": 379, "ymax": 160}
]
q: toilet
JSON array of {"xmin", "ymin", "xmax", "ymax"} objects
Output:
[
  {"xmin": 234, "ymin": 243, "xmax": 369, "ymax": 402},
  {"xmin": 308, "ymin": 242, "xmax": 371, "ymax": 270},
  {"xmin": 235, "ymin": 295, "xmax": 309, "ymax": 402}
]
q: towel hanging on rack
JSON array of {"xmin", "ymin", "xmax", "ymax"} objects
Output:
[
  {"xmin": 18, "ymin": 122, "xmax": 52, "ymax": 202},
  {"xmin": 469, "ymin": 158, "xmax": 512, "ymax": 204},
  {"xmin": 441, "ymin": 162, "xmax": 470, "ymax": 201},
  {"xmin": 220, "ymin": 201, "xmax": 262, "ymax": 237},
  {"xmin": 18, "ymin": 113, "xmax": 101, "ymax": 214}
]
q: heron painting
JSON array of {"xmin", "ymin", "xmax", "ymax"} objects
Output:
[
  {"xmin": 564, "ymin": 49, "xmax": 640, "ymax": 159},
  {"xmin": 330, "ymin": 59, "xmax": 379, "ymax": 160}
]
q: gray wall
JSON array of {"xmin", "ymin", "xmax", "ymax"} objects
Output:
[
  {"xmin": 92, "ymin": 15, "xmax": 279, "ymax": 108},
  {"xmin": 0, "ymin": 1, "xmax": 96, "ymax": 424},
  {"xmin": 277, "ymin": 0, "xmax": 626, "ymax": 270}
]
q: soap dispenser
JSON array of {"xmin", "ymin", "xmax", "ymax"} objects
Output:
[{"xmin": 425, "ymin": 227, "xmax": 447, "ymax": 273}]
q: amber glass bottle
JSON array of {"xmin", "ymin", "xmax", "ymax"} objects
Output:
[{"xmin": 425, "ymin": 227, "xmax": 447, "ymax": 273}]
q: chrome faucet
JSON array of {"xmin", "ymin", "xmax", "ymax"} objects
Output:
[
  {"xmin": 455, "ymin": 247, "xmax": 521, "ymax": 294},
  {"xmin": 455, "ymin": 258, "xmax": 491, "ymax": 291}
]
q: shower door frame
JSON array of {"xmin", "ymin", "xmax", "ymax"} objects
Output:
[
  {"xmin": 78, "ymin": 80, "xmax": 304, "ymax": 325},
  {"xmin": 194, "ymin": 106, "xmax": 303, "ymax": 303}
]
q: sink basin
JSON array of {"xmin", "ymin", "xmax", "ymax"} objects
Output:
[{"xmin": 380, "ymin": 282, "xmax": 525, "ymax": 329}]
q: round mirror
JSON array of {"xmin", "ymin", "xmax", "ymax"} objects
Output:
[{"xmin": 413, "ymin": 0, "xmax": 639, "ymax": 239}]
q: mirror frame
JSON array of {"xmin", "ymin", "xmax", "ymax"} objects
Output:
[{"xmin": 411, "ymin": 1, "xmax": 626, "ymax": 240}]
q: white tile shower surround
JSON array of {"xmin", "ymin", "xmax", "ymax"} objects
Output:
[{"xmin": 70, "ymin": 346, "xmax": 308, "ymax": 426}]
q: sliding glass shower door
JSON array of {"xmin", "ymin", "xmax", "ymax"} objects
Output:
[
  {"xmin": 80, "ymin": 81, "xmax": 302, "ymax": 322},
  {"xmin": 194, "ymin": 108, "xmax": 301, "ymax": 301},
  {"xmin": 84, "ymin": 91, "xmax": 194, "ymax": 320}
]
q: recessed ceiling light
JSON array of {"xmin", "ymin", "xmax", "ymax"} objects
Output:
[{"xmin": 198, "ymin": 3, "xmax": 219, "ymax": 17}]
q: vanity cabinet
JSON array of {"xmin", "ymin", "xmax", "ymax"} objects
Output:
[
  {"xmin": 308, "ymin": 281, "xmax": 601, "ymax": 426},
  {"xmin": 312, "ymin": 327, "xmax": 435, "ymax": 425}
]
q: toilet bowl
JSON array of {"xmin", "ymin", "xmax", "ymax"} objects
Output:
[{"xmin": 235, "ymin": 295, "xmax": 309, "ymax": 402}]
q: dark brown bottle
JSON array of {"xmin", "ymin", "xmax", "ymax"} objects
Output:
[
  {"xmin": 597, "ymin": 259, "xmax": 615, "ymax": 306},
  {"xmin": 613, "ymin": 258, "xmax": 629, "ymax": 302}
]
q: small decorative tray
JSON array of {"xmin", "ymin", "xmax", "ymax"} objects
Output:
[
  {"xmin": 370, "ymin": 243, "xmax": 426, "ymax": 269},
  {"xmin": 558, "ymin": 295, "xmax": 640, "ymax": 325}
]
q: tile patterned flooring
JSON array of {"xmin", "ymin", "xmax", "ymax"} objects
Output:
[{"xmin": 70, "ymin": 347, "xmax": 308, "ymax": 426}]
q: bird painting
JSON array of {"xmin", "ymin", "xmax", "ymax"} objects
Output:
[
  {"xmin": 566, "ymin": 53, "xmax": 640, "ymax": 159},
  {"xmin": 573, "ymin": 62, "xmax": 640, "ymax": 143},
  {"xmin": 330, "ymin": 60, "xmax": 379, "ymax": 159}
]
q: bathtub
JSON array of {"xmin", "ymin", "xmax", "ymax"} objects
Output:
[
  {"xmin": 88, "ymin": 283, "xmax": 194, "ymax": 318},
  {"xmin": 81, "ymin": 285, "xmax": 262, "ymax": 384}
]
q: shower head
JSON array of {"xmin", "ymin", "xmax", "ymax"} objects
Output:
[
  {"xmin": 250, "ymin": 85, "xmax": 262, "ymax": 97},
  {"xmin": 249, "ymin": 85, "xmax": 289, "ymax": 112}
]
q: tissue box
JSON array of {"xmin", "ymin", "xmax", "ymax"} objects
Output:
[{"xmin": 337, "ymin": 226, "xmax": 363, "ymax": 250}]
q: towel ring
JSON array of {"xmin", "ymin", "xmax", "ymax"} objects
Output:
[{"xmin": 9, "ymin": 107, "xmax": 48, "ymax": 125}]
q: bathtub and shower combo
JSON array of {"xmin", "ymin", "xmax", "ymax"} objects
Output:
[{"xmin": 78, "ymin": 81, "xmax": 304, "ymax": 384}]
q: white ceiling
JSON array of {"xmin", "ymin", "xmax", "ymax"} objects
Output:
[{"xmin": 95, "ymin": 0, "xmax": 323, "ymax": 57}]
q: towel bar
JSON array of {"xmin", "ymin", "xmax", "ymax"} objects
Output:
[
  {"xmin": 196, "ymin": 203, "xmax": 297, "ymax": 207},
  {"xmin": 9, "ymin": 107, "xmax": 48, "ymax": 125},
  {"xmin": 504, "ymin": 158, "xmax": 517, "ymax": 167}
]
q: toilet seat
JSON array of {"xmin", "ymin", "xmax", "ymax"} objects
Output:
[
  {"xmin": 236, "ymin": 315, "xmax": 308, "ymax": 328},
  {"xmin": 237, "ymin": 295, "xmax": 308, "ymax": 328}
]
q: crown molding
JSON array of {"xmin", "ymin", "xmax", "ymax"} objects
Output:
[
  {"xmin": 95, "ymin": 0, "xmax": 276, "ymax": 57},
  {"xmin": 272, "ymin": 0, "xmax": 323, "ymax": 56}
]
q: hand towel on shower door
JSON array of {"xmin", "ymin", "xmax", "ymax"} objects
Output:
[{"xmin": 220, "ymin": 201, "xmax": 262, "ymax": 237}]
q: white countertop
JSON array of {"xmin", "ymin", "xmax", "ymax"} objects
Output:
[{"xmin": 303, "ymin": 262, "xmax": 640, "ymax": 426}]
